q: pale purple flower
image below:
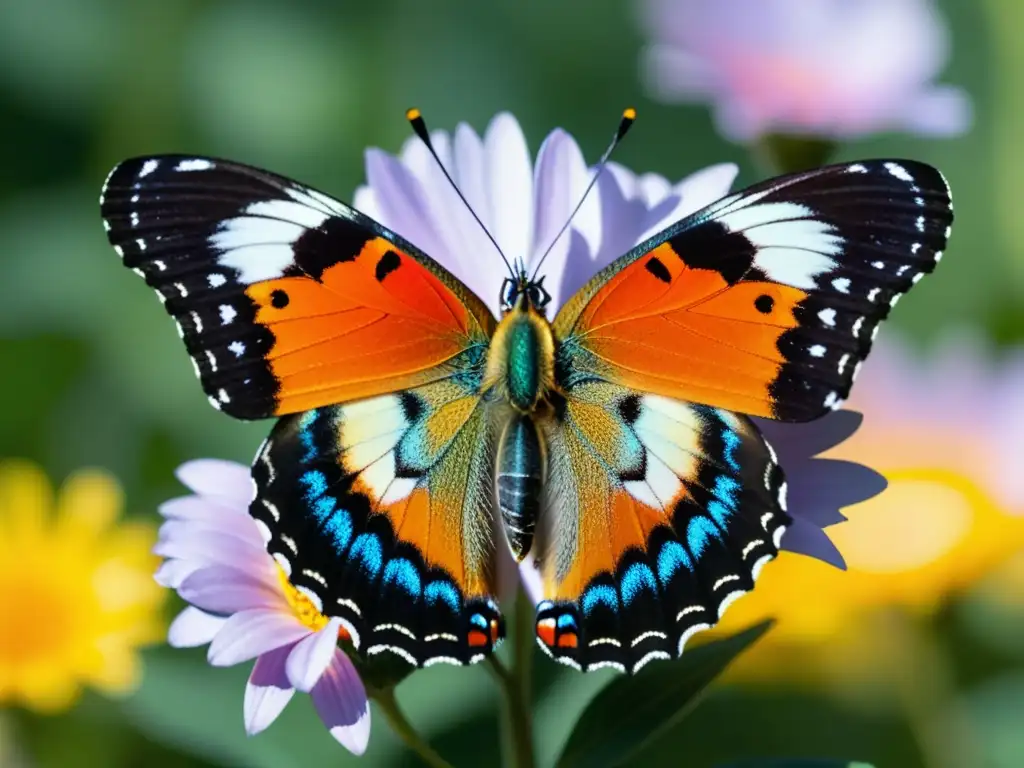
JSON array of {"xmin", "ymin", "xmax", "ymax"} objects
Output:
[
  {"xmin": 638, "ymin": 0, "xmax": 972, "ymax": 141},
  {"xmin": 355, "ymin": 111, "xmax": 886, "ymax": 573},
  {"xmin": 155, "ymin": 459, "xmax": 371, "ymax": 754}
]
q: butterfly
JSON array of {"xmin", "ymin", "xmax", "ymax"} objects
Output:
[{"xmin": 100, "ymin": 113, "xmax": 952, "ymax": 674}]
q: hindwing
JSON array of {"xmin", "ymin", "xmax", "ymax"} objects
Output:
[
  {"xmin": 252, "ymin": 380, "xmax": 503, "ymax": 667},
  {"xmin": 535, "ymin": 384, "xmax": 788, "ymax": 673}
]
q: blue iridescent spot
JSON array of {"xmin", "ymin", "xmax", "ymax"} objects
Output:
[
  {"xmin": 687, "ymin": 515, "xmax": 720, "ymax": 558},
  {"xmin": 383, "ymin": 558, "xmax": 421, "ymax": 597},
  {"xmin": 349, "ymin": 533, "xmax": 383, "ymax": 577},
  {"xmin": 620, "ymin": 563, "xmax": 657, "ymax": 605},
  {"xmin": 657, "ymin": 540, "xmax": 693, "ymax": 584},
  {"xmin": 325, "ymin": 507, "xmax": 352, "ymax": 552},
  {"xmin": 581, "ymin": 584, "xmax": 618, "ymax": 616},
  {"xmin": 424, "ymin": 580, "xmax": 461, "ymax": 612},
  {"xmin": 722, "ymin": 428, "xmax": 741, "ymax": 472},
  {"xmin": 312, "ymin": 495, "xmax": 336, "ymax": 523},
  {"xmin": 298, "ymin": 410, "xmax": 318, "ymax": 463},
  {"xmin": 300, "ymin": 469, "xmax": 328, "ymax": 503},
  {"xmin": 557, "ymin": 613, "xmax": 577, "ymax": 629},
  {"xmin": 470, "ymin": 613, "xmax": 489, "ymax": 630}
]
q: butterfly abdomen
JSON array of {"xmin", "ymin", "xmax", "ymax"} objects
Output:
[
  {"xmin": 496, "ymin": 415, "xmax": 545, "ymax": 561},
  {"xmin": 485, "ymin": 304, "xmax": 555, "ymax": 412}
]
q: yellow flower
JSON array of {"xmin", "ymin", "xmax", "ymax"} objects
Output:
[
  {"xmin": 0, "ymin": 460, "xmax": 166, "ymax": 713},
  {"xmin": 715, "ymin": 462, "xmax": 1024, "ymax": 687}
]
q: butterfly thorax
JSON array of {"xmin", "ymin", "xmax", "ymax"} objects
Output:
[{"xmin": 484, "ymin": 295, "xmax": 555, "ymax": 413}]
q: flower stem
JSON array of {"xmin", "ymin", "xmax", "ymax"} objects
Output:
[
  {"xmin": 374, "ymin": 688, "xmax": 455, "ymax": 768},
  {"xmin": 487, "ymin": 587, "xmax": 536, "ymax": 768}
]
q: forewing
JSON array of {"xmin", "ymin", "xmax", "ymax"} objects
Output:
[
  {"xmin": 100, "ymin": 155, "xmax": 495, "ymax": 419},
  {"xmin": 535, "ymin": 383, "xmax": 789, "ymax": 673},
  {"xmin": 251, "ymin": 380, "xmax": 503, "ymax": 666},
  {"xmin": 553, "ymin": 160, "xmax": 952, "ymax": 421}
]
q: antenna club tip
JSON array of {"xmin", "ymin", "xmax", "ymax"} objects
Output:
[
  {"xmin": 406, "ymin": 107, "xmax": 422, "ymax": 121},
  {"xmin": 623, "ymin": 107, "xmax": 637, "ymax": 121}
]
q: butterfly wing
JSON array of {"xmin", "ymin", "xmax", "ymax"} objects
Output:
[
  {"xmin": 535, "ymin": 383, "xmax": 788, "ymax": 673},
  {"xmin": 254, "ymin": 379, "xmax": 502, "ymax": 666},
  {"xmin": 100, "ymin": 155, "xmax": 495, "ymax": 419},
  {"xmin": 552, "ymin": 160, "xmax": 952, "ymax": 421},
  {"xmin": 102, "ymin": 155, "xmax": 504, "ymax": 665}
]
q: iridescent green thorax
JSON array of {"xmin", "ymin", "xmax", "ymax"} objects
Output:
[
  {"xmin": 505, "ymin": 317, "xmax": 541, "ymax": 411},
  {"xmin": 484, "ymin": 298, "xmax": 556, "ymax": 413}
]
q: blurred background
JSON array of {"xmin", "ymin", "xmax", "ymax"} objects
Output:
[{"xmin": 1, "ymin": 0, "xmax": 1023, "ymax": 766}]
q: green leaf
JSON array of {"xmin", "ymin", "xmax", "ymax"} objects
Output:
[
  {"xmin": 123, "ymin": 649, "xmax": 356, "ymax": 768},
  {"xmin": 719, "ymin": 761, "xmax": 875, "ymax": 768},
  {"xmin": 556, "ymin": 620, "xmax": 773, "ymax": 768}
]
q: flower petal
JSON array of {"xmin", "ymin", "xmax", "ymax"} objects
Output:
[
  {"xmin": 781, "ymin": 516, "xmax": 847, "ymax": 570},
  {"xmin": 311, "ymin": 651, "xmax": 371, "ymax": 755},
  {"xmin": 755, "ymin": 410, "xmax": 864, "ymax": 462},
  {"xmin": 155, "ymin": 524, "xmax": 268, "ymax": 572},
  {"xmin": 786, "ymin": 459, "xmax": 888, "ymax": 528},
  {"xmin": 57, "ymin": 469, "xmax": 122, "ymax": 540},
  {"xmin": 244, "ymin": 644, "xmax": 296, "ymax": 735},
  {"xmin": 207, "ymin": 609, "xmax": 310, "ymax": 667},
  {"xmin": 484, "ymin": 113, "xmax": 533, "ymax": 267},
  {"xmin": 178, "ymin": 565, "xmax": 283, "ymax": 615},
  {"xmin": 285, "ymin": 618, "xmax": 342, "ymax": 692},
  {"xmin": 897, "ymin": 83, "xmax": 973, "ymax": 137},
  {"xmin": 175, "ymin": 460, "xmax": 253, "ymax": 505},
  {"xmin": 158, "ymin": 494, "xmax": 247, "ymax": 521},
  {"xmin": 167, "ymin": 606, "xmax": 228, "ymax": 648}
]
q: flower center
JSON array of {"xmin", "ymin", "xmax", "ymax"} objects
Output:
[
  {"xmin": 0, "ymin": 570, "xmax": 78, "ymax": 663},
  {"xmin": 275, "ymin": 566, "xmax": 349, "ymax": 640}
]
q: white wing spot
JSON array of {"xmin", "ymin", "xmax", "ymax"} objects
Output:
[
  {"xmin": 206, "ymin": 349, "xmax": 218, "ymax": 372},
  {"xmin": 847, "ymin": 163, "xmax": 868, "ymax": 174},
  {"xmin": 228, "ymin": 340, "xmax": 246, "ymax": 357},
  {"xmin": 867, "ymin": 287, "xmax": 880, "ymax": 302},
  {"xmin": 871, "ymin": 260, "xmax": 885, "ymax": 269},
  {"xmin": 934, "ymin": 250, "xmax": 944, "ymax": 262},
  {"xmin": 130, "ymin": 211, "xmax": 140, "ymax": 227},
  {"xmin": 220, "ymin": 304, "xmax": 238, "ymax": 325},
  {"xmin": 136, "ymin": 238, "xmax": 147, "ymax": 251},
  {"xmin": 884, "ymin": 162, "xmax": 914, "ymax": 182},
  {"xmin": 138, "ymin": 159, "xmax": 159, "ymax": 178},
  {"xmin": 218, "ymin": 388, "xmax": 231, "ymax": 404},
  {"xmin": 190, "ymin": 311, "xmax": 203, "ymax": 333},
  {"xmin": 208, "ymin": 273, "xmax": 227, "ymax": 288},
  {"xmin": 176, "ymin": 158, "xmax": 214, "ymax": 172},
  {"xmin": 852, "ymin": 316, "xmax": 865, "ymax": 338},
  {"xmin": 818, "ymin": 308, "xmax": 837, "ymax": 327},
  {"xmin": 832, "ymin": 277, "xmax": 851, "ymax": 294},
  {"xmin": 916, "ymin": 215, "xmax": 926, "ymax": 232},
  {"xmin": 175, "ymin": 282, "xmax": 188, "ymax": 298},
  {"xmin": 153, "ymin": 259, "xmax": 166, "ymax": 271},
  {"xmin": 911, "ymin": 243, "xmax": 921, "ymax": 255},
  {"xmin": 808, "ymin": 344, "xmax": 826, "ymax": 358},
  {"xmin": 838, "ymin": 353, "xmax": 850, "ymax": 375},
  {"xmin": 912, "ymin": 272, "xmax": 924, "ymax": 284}
]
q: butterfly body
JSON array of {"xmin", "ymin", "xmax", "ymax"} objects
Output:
[{"xmin": 101, "ymin": 151, "xmax": 952, "ymax": 673}]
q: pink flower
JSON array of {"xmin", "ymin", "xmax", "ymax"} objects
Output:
[
  {"xmin": 155, "ymin": 460, "xmax": 370, "ymax": 754},
  {"xmin": 639, "ymin": 0, "xmax": 972, "ymax": 141}
]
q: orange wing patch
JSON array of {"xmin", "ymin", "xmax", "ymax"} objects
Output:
[
  {"xmin": 558, "ymin": 243, "xmax": 804, "ymax": 418},
  {"xmin": 247, "ymin": 237, "xmax": 493, "ymax": 415}
]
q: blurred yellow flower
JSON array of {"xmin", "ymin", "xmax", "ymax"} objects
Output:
[
  {"xmin": 716, "ymin": 451, "xmax": 1024, "ymax": 688},
  {"xmin": 0, "ymin": 460, "xmax": 165, "ymax": 713},
  {"xmin": 707, "ymin": 333, "xmax": 1024, "ymax": 692}
]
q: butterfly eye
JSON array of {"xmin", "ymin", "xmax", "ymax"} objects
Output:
[
  {"xmin": 529, "ymin": 281, "xmax": 551, "ymax": 310},
  {"xmin": 500, "ymin": 278, "xmax": 518, "ymax": 312}
]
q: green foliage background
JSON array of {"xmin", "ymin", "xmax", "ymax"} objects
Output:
[{"xmin": 1, "ymin": 1, "xmax": 1022, "ymax": 766}]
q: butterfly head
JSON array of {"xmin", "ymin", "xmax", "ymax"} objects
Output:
[{"xmin": 500, "ymin": 274, "xmax": 551, "ymax": 316}]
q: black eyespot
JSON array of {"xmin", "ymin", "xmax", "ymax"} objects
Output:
[
  {"xmin": 754, "ymin": 294, "xmax": 774, "ymax": 314},
  {"xmin": 270, "ymin": 289, "xmax": 290, "ymax": 309}
]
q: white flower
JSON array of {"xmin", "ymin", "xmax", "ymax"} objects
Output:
[
  {"xmin": 353, "ymin": 112, "xmax": 738, "ymax": 314},
  {"xmin": 638, "ymin": 0, "xmax": 972, "ymax": 141},
  {"xmin": 155, "ymin": 460, "xmax": 371, "ymax": 754}
]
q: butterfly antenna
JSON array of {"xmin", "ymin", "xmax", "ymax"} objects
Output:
[
  {"xmin": 530, "ymin": 107, "xmax": 637, "ymax": 281},
  {"xmin": 406, "ymin": 108, "xmax": 517, "ymax": 278}
]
